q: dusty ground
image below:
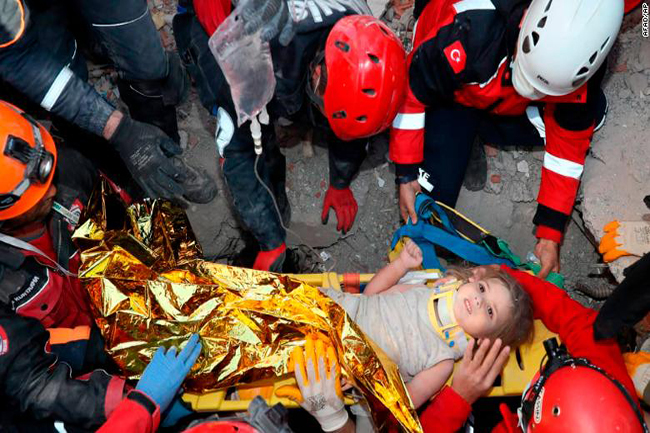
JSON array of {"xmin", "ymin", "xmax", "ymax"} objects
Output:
[{"xmin": 89, "ymin": 2, "xmax": 649, "ymax": 308}]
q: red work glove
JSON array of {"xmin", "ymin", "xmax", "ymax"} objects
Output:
[
  {"xmin": 193, "ymin": 0, "xmax": 232, "ymax": 36},
  {"xmin": 321, "ymin": 186, "xmax": 358, "ymax": 234}
]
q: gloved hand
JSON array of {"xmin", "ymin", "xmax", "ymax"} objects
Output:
[
  {"xmin": 599, "ymin": 220, "xmax": 650, "ymax": 262},
  {"xmin": 109, "ymin": 114, "xmax": 186, "ymax": 202},
  {"xmin": 161, "ymin": 397, "xmax": 194, "ymax": 428},
  {"xmin": 239, "ymin": 0, "xmax": 297, "ymax": 46},
  {"xmin": 321, "ymin": 186, "xmax": 358, "ymax": 234},
  {"xmin": 136, "ymin": 334, "xmax": 202, "ymax": 413},
  {"xmin": 275, "ymin": 335, "xmax": 348, "ymax": 432},
  {"xmin": 110, "ymin": 115, "xmax": 217, "ymax": 206}
]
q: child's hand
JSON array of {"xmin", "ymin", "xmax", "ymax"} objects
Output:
[{"xmin": 399, "ymin": 239, "xmax": 423, "ymax": 269}]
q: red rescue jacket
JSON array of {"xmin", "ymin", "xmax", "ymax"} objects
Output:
[{"xmin": 389, "ymin": 0, "xmax": 606, "ymax": 243}]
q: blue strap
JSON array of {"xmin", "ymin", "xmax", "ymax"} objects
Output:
[{"xmin": 391, "ymin": 221, "xmax": 516, "ymax": 270}]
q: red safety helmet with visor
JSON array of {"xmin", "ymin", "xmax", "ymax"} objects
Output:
[
  {"xmin": 306, "ymin": 15, "xmax": 407, "ymax": 141},
  {"xmin": 0, "ymin": 101, "xmax": 57, "ymax": 220}
]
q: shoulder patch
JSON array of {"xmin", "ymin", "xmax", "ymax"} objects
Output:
[
  {"xmin": 443, "ymin": 40, "xmax": 467, "ymax": 74},
  {"xmin": 0, "ymin": 325, "xmax": 8, "ymax": 355}
]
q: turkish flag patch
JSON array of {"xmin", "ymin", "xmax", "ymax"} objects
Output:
[{"xmin": 444, "ymin": 40, "xmax": 467, "ymax": 74}]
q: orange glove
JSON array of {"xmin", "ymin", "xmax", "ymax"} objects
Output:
[{"xmin": 599, "ymin": 221, "xmax": 650, "ymax": 262}]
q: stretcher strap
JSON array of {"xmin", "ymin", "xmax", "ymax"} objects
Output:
[{"xmin": 342, "ymin": 273, "xmax": 361, "ymax": 293}]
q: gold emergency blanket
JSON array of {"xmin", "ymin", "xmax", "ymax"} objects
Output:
[{"xmin": 73, "ymin": 179, "xmax": 422, "ymax": 433}]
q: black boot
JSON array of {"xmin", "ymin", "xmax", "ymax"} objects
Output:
[
  {"xmin": 463, "ymin": 138, "xmax": 487, "ymax": 192},
  {"xmin": 117, "ymin": 53, "xmax": 189, "ymax": 143}
]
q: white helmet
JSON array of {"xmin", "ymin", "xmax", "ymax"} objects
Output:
[{"xmin": 513, "ymin": 0, "xmax": 624, "ymax": 98}]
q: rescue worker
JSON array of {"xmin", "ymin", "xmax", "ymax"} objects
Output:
[
  {"xmin": 0, "ymin": 101, "xmax": 99, "ymax": 328},
  {"xmin": 0, "ymin": 307, "xmax": 200, "ymax": 431},
  {"xmin": 0, "ymin": 0, "xmax": 216, "ymax": 204},
  {"xmin": 173, "ymin": 0, "xmax": 407, "ymax": 271},
  {"xmin": 391, "ymin": 0, "xmax": 624, "ymax": 278}
]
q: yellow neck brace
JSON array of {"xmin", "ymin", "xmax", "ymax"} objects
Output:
[{"xmin": 427, "ymin": 279, "xmax": 468, "ymax": 358}]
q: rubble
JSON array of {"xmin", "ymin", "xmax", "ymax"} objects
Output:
[{"xmin": 82, "ymin": 0, "xmax": 646, "ymax": 298}]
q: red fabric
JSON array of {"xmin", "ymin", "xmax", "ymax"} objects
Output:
[
  {"xmin": 491, "ymin": 404, "xmax": 520, "ymax": 433},
  {"xmin": 193, "ymin": 0, "xmax": 231, "ymax": 36},
  {"xmin": 17, "ymin": 229, "xmax": 93, "ymax": 328},
  {"xmin": 420, "ymin": 385, "xmax": 472, "ymax": 433},
  {"xmin": 98, "ymin": 390, "xmax": 161, "ymax": 433},
  {"xmin": 501, "ymin": 267, "xmax": 639, "ymax": 409},
  {"xmin": 105, "ymin": 376, "xmax": 127, "ymax": 417},
  {"xmin": 536, "ymin": 104, "xmax": 594, "ymax": 225},
  {"xmin": 625, "ymin": 0, "xmax": 641, "ymax": 13},
  {"xmin": 534, "ymin": 225, "xmax": 563, "ymax": 244},
  {"xmin": 389, "ymin": 0, "xmax": 594, "ymax": 243},
  {"xmin": 253, "ymin": 242, "xmax": 286, "ymax": 271}
]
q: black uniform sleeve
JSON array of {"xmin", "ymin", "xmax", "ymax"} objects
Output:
[
  {"xmin": 0, "ymin": 314, "xmax": 123, "ymax": 430},
  {"xmin": 593, "ymin": 254, "xmax": 650, "ymax": 341},
  {"xmin": 327, "ymin": 131, "xmax": 367, "ymax": 189}
]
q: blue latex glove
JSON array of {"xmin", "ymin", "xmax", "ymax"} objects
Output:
[
  {"xmin": 136, "ymin": 334, "xmax": 201, "ymax": 413},
  {"xmin": 161, "ymin": 397, "xmax": 194, "ymax": 428}
]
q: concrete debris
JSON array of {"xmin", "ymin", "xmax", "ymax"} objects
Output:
[
  {"xmin": 80, "ymin": 0, "xmax": 648, "ymax": 297},
  {"xmin": 374, "ymin": 170, "xmax": 386, "ymax": 188},
  {"xmin": 516, "ymin": 160, "xmax": 529, "ymax": 177},
  {"xmin": 509, "ymin": 180, "xmax": 534, "ymax": 203},
  {"xmin": 638, "ymin": 42, "xmax": 650, "ymax": 70},
  {"xmin": 151, "ymin": 11, "xmax": 166, "ymax": 30},
  {"xmin": 485, "ymin": 145, "xmax": 498, "ymax": 157},
  {"xmin": 626, "ymin": 72, "xmax": 648, "ymax": 97},
  {"xmin": 619, "ymin": 88, "xmax": 632, "ymax": 99},
  {"xmin": 179, "ymin": 130, "xmax": 188, "ymax": 150}
]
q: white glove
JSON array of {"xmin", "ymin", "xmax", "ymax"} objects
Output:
[{"xmin": 276, "ymin": 336, "xmax": 348, "ymax": 432}]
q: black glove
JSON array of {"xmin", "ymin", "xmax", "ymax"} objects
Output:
[
  {"xmin": 109, "ymin": 115, "xmax": 187, "ymax": 202},
  {"xmin": 593, "ymin": 253, "xmax": 650, "ymax": 341},
  {"xmin": 240, "ymin": 0, "xmax": 296, "ymax": 46}
]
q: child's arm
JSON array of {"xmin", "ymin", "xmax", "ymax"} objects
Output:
[
  {"xmin": 406, "ymin": 359, "xmax": 454, "ymax": 409},
  {"xmin": 365, "ymin": 240, "xmax": 423, "ymax": 295}
]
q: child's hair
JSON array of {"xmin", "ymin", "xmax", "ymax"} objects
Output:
[{"xmin": 446, "ymin": 266, "xmax": 534, "ymax": 348}]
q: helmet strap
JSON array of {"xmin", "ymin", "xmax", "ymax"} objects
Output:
[{"xmin": 520, "ymin": 338, "xmax": 648, "ymax": 432}]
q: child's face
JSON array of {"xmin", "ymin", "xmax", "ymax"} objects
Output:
[{"xmin": 453, "ymin": 278, "xmax": 513, "ymax": 338}]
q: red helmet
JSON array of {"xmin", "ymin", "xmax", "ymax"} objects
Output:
[
  {"xmin": 520, "ymin": 339, "xmax": 646, "ymax": 433},
  {"xmin": 320, "ymin": 15, "xmax": 407, "ymax": 141}
]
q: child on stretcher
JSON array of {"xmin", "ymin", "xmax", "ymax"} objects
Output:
[{"xmin": 321, "ymin": 240, "xmax": 534, "ymax": 408}]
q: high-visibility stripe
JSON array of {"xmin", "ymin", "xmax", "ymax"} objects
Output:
[
  {"xmin": 543, "ymin": 153, "xmax": 583, "ymax": 179},
  {"xmin": 453, "ymin": 0, "xmax": 495, "ymax": 14},
  {"xmin": 40, "ymin": 67, "xmax": 73, "ymax": 111},
  {"xmin": 392, "ymin": 112, "xmax": 426, "ymax": 130},
  {"xmin": 0, "ymin": 0, "xmax": 26, "ymax": 48},
  {"xmin": 47, "ymin": 326, "xmax": 92, "ymax": 345},
  {"xmin": 526, "ymin": 105, "xmax": 546, "ymax": 139},
  {"xmin": 91, "ymin": 8, "xmax": 148, "ymax": 27}
]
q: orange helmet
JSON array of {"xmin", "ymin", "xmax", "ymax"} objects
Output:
[
  {"xmin": 309, "ymin": 15, "xmax": 407, "ymax": 141},
  {"xmin": 0, "ymin": 101, "xmax": 57, "ymax": 220},
  {"xmin": 520, "ymin": 339, "xmax": 646, "ymax": 433}
]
